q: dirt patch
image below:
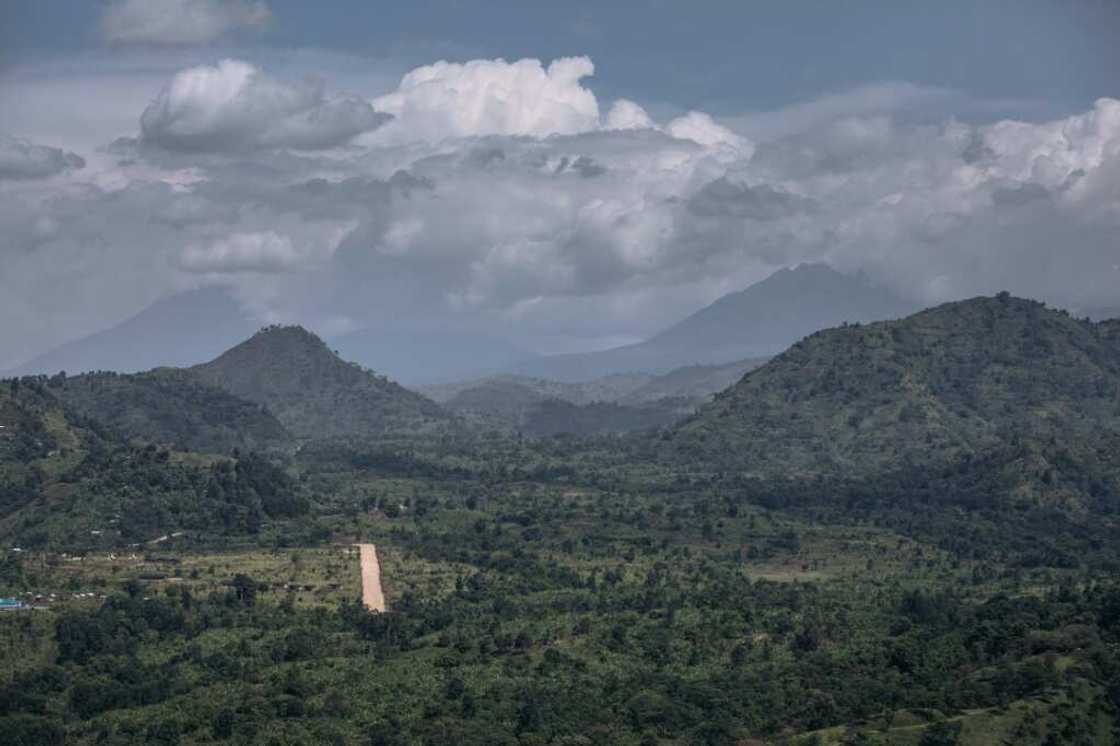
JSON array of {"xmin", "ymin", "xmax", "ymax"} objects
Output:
[{"xmin": 356, "ymin": 543, "xmax": 386, "ymax": 612}]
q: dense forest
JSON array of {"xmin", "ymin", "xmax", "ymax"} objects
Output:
[{"xmin": 2, "ymin": 295, "xmax": 1119, "ymax": 744}]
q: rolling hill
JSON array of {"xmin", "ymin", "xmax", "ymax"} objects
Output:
[
  {"xmin": 191, "ymin": 326, "xmax": 450, "ymax": 439},
  {"xmin": 668, "ymin": 294, "xmax": 1120, "ymax": 509}
]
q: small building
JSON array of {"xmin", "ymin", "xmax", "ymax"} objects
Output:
[{"xmin": 0, "ymin": 598, "xmax": 25, "ymax": 611}]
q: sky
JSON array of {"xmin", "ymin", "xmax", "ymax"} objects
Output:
[{"xmin": 0, "ymin": 0, "xmax": 1118, "ymax": 368}]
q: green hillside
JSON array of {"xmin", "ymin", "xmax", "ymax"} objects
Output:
[
  {"xmin": 521, "ymin": 397, "xmax": 688, "ymax": 437},
  {"xmin": 3, "ymin": 298, "xmax": 1120, "ymax": 745},
  {"xmin": 0, "ymin": 378, "xmax": 307, "ymax": 548},
  {"xmin": 192, "ymin": 326, "xmax": 450, "ymax": 439},
  {"xmin": 50, "ymin": 369, "xmax": 291, "ymax": 454},
  {"xmin": 669, "ymin": 294, "xmax": 1120, "ymax": 509}
]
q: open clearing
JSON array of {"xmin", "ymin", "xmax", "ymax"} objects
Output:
[{"xmin": 357, "ymin": 543, "xmax": 385, "ymax": 612}]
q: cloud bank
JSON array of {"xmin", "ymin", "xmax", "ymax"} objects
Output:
[
  {"xmin": 0, "ymin": 135, "xmax": 86, "ymax": 180},
  {"xmin": 139, "ymin": 60, "xmax": 388, "ymax": 152},
  {"xmin": 101, "ymin": 0, "xmax": 271, "ymax": 45},
  {"xmin": 2, "ymin": 55, "xmax": 1118, "ymax": 368}
]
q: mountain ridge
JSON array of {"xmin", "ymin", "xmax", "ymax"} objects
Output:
[
  {"xmin": 667, "ymin": 293, "xmax": 1120, "ymax": 510},
  {"xmin": 511, "ymin": 263, "xmax": 916, "ymax": 381}
]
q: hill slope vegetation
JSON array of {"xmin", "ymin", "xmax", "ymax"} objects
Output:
[
  {"xmin": 669, "ymin": 294, "xmax": 1120, "ymax": 510},
  {"xmin": 0, "ymin": 378, "xmax": 306, "ymax": 547},
  {"xmin": 192, "ymin": 326, "xmax": 449, "ymax": 439},
  {"xmin": 49, "ymin": 369, "xmax": 291, "ymax": 454}
]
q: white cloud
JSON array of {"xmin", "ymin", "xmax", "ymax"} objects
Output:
[
  {"xmin": 140, "ymin": 59, "xmax": 388, "ymax": 151},
  {"xmin": 666, "ymin": 111, "xmax": 751, "ymax": 153},
  {"xmin": 366, "ymin": 56, "xmax": 751, "ymax": 154},
  {"xmin": 979, "ymin": 97, "xmax": 1120, "ymax": 187},
  {"xmin": 604, "ymin": 99, "xmax": 655, "ymax": 131},
  {"xmin": 179, "ymin": 231, "xmax": 300, "ymax": 273},
  {"xmin": 101, "ymin": 0, "xmax": 271, "ymax": 45},
  {"xmin": 370, "ymin": 57, "xmax": 602, "ymax": 143},
  {"xmin": 0, "ymin": 135, "xmax": 85, "ymax": 180}
]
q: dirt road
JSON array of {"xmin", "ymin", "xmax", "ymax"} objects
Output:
[{"xmin": 356, "ymin": 543, "xmax": 386, "ymax": 612}]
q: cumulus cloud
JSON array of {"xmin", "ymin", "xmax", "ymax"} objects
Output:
[
  {"xmin": 370, "ymin": 57, "xmax": 601, "ymax": 142},
  {"xmin": 604, "ymin": 99, "xmax": 655, "ymax": 131},
  {"xmin": 979, "ymin": 97, "xmax": 1120, "ymax": 187},
  {"xmin": 101, "ymin": 0, "xmax": 271, "ymax": 45},
  {"xmin": 666, "ymin": 111, "xmax": 751, "ymax": 152},
  {"xmin": 140, "ymin": 59, "xmax": 388, "ymax": 152},
  {"xmin": 0, "ymin": 135, "xmax": 85, "ymax": 180},
  {"xmin": 3, "ymin": 54, "xmax": 1120, "ymax": 367},
  {"xmin": 366, "ymin": 57, "xmax": 748, "ymax": 151}
]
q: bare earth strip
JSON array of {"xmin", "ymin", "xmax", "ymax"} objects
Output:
[{"xmin": 356, "ymin": 543, "xmax": 386, "ymax": 612}]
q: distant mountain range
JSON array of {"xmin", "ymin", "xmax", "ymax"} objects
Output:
[
  {"xmin": 8, "ymin": 291, "xmax": 1120, "ymax": 512},
  {"xmin": 7, "ymin": 263, "xmax": 915, "ymax": 385},
  {"xmin": 418, "ymin": 358, "xmax": 766, "ymax": 434},
  {"xmin": 512, "ymin": 263, "xmax": 916, "ymax": 381}
]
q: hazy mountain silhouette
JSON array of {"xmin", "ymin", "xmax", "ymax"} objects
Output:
[
  {"xmin": 420, "ymin": 357, "xmax": 767, "ymax": 432},
  {"xmin": 511, "ymin": 263, "xmax": 915, "ymax": 381},
  {"xmin": 10, "ymin": 287, "xmax": 259, "ymax": 376},
  {"xmin": 10, "ymin": 287, "xmax": 536, "ymax": 385}
]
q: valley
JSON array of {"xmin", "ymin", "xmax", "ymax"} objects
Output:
[
  {"xmin": 6, "ymin": 10, "xmax": 1118, "ymax": 742},
  {"xmin": 2, "ymin": 294, "xmax": 1119, "ymax": 745}
]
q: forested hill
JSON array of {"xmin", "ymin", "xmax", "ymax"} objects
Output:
[
  {"xmin": 50, "ymin": 369, "xmax": 292, "ymax": 454},
  {"xmin": 667, "ymin": 293, "xmax": 1120, "ymax": 509},
  {"xmin": 0, "ymin": 378, "xmax": 308, "ymax": 547},
  {"xmin": 191, "ymin": 325, "xmax": 450, "ymax": 439}
]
